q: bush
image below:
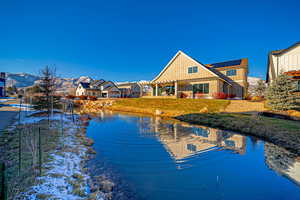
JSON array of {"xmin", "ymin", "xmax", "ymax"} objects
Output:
[
  {"xmin": 266, "ymin": 73, "xmax": 299, "ymax": 111},
  {"xmin": 251, "ymin": 96, "xmax": 264, "ymax": 102},
  {"xmin": 66, "ymin": 95, "xmax": 75, "ymax": 99},
  {"xmin": 180, "ymin": 92, "xmax": 188, "ymax": 98},
  {"xmin": 78, "ymin": 95, "xmax": 88, "ymax": 100},
  {"xmin": 228, "ymin": 94, "xmax": 236, "ymax": 99},
  {"xmin": 88, "ymin": 96, "xmax": 97, "ymax": 101},
  {"xmin": 245, "ymin": 93, "xmax": 252, "ymax": 100},
  {"xmin": 213, "ymin": 92, "xmax": 228, "ymax": 99}
]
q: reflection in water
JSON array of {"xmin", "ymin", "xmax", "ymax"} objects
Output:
[
  {"xmin": 83, "ymin": 111, "xmax": 300, "ymax": 200},
  {"xmin": 265, "ymin": 143, "xmax": 300, "ymax": 185},
  {"xmin": 137, "ymin": 116, "xmax": 246, "ymax": 162}
]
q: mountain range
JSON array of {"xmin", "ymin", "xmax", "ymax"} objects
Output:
[
  {"xmin": 6, "ymin": 73, "xmax": 93, "ymax": 93},
  {"xmin": 5, "ymin": 72, "xmax": 262, "ymax": 94}
]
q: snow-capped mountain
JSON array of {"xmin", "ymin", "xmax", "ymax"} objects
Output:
[
  {"xmin": 6, "ymin": 73, "xmax": 93, "ymax": 93},
  {"xmin": 6, "ymin": 73, "xmax": 40, "ymax": 88}
]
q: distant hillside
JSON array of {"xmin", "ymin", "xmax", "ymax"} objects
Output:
[
  {"xmin": 248, "ymin": 76, "xmax": 264, "ymax": 95},
  {"xmin": 6, "ymin": 73, "xmax": 40, "ymax": 88},
  {"xmin": 6, "ymin": 73, "xmax": 93, "ymax": 93}
]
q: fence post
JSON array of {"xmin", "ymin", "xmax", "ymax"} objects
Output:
[
  {"xmin": 18, "ymin": 128, "xmax": 22, "ymax": 176},
  {"xmin": 1, "ymin": 163, "xmax": 7, "ymax": 200},
  {"xmin": 61, "ymin": 112, "xmax": 64, "ymax": 149},
  {"xmin": 38, "ymin": 127, "xmax": 42, "ymax": 176},
  {"xmin": 71, "ymin": 102, "xmax": 75, "ymax": 123}
]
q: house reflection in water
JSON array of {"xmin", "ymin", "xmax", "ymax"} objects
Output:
[
  {"xmin": 265, "ymin": 143, "xmax": 300, "ymax": 185},
  {"xmin": 138, "ymin": 116, "xmax": 246, "ymax": 161}
]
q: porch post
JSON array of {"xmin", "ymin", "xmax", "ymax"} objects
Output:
[
  {"xmin": 174, "ymin": 81, "xmax": 178, "ymax": 98},
  {"xmin": 155, "ymin": 84, "xmax": 158, "ymax": 96}
]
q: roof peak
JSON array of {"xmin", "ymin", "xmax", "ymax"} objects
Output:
[{"xmin": 270, "ymin": 41, "xmax": 300, "ymax": 56}]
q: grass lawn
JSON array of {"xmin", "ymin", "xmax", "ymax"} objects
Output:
[
  {"xmin": 110, "ymin": 98, "xmax": 230, "ymax": 117},
  {"xmin": 176, "ymin": 113, "xmax": 300, "ymax": 155}
]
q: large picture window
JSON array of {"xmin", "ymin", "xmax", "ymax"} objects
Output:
[
  {"xmin": 226, "ymin": 69, "xmax": 237, "ymax": 76},
  {"xmin": 193, "ymin": 83, "xmax": 209, "ymax": 94}
]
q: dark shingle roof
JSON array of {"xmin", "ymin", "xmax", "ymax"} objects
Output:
[
  {"xmin": 80, "ymin": 82, "xmax": 90, "ymax": 89},
  {"xmin": 209, "ymin": 59, "xmax": 242, "ymax": 68}
]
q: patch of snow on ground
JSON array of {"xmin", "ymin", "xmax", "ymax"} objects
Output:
[{"xmin": 15, "ymin": 113, "xmax": 104, "ymax": 200}]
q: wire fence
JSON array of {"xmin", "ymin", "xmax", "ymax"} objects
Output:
[{"xmin": 0, "ymin": 103, "xmax": 76, "ymax": 200}]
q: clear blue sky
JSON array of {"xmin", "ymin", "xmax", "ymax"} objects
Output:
[{"xmin": 0, "ymin": 0, "xmax": 299, "ymax": 81}]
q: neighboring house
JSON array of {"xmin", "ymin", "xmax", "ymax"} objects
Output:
[
  {"xmin": 99, "ymin": 81, "xmax": 121, "ymax": 98},
  {"xmin": 266, "ymin": 42, "xmax": 300, "ymax": 90},
  {"xmin": 0, "ymin": 72, "xmax": 6, "ymax": 97},
  {"xmin": 117, "ymin": 82, "xmax": 142, "ymax": 98},
  {"xmin": 149, "ymin": 51, "xmax": 248, "ymax": 99},
  {"xmin": 75, "ymin": 80, "xmax": 121, "ymax": 98}
]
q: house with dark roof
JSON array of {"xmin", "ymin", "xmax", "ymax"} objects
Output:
[
  {"xmin": 76, "ymin": 80, "xmax": 121, "ymax": 98},
  {"xmin": 266, "ymin": 42, "xmax": 300, "ymax": 92},
  {"xmin": 148, "ymin": 51, "xmax": 248, "ymax": 99}
]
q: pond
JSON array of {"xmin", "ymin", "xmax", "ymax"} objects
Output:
[{"xmin": 84, "ymin": 111, "xmax": 300, "ymax": 200}]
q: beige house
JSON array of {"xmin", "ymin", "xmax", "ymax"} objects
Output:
[
  {"xmin": 141, "ymin": 117, "xmax": 246, "ymax": 160},
  {"xmin": 117, "ymin": 82, "xmax": 143, "ymax": 98},
  {"xmin": 149, "ymin": 51, "xmax": 248, "ymax": 99},
  {"xmin": 76, "ymin": 80, "xmax": 121, "ymax": 98}
]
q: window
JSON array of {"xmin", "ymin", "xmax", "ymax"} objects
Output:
[
  {"xmin": 226, "ymin": 69, "xmax": 237, "ymax": 76},
  {"xmin": 188, "ymin": 66, "xmax": 198, "ymax": 74},
  {"xmin": 193, "ymin": 127, "xmax": 210, "ymax": 137},
  {"xmin": 193, "ymin": 83, "xmax": 209, "ymax": 94},
  {"xmin": 187, "ymin": 144, "xmax": 197, "ymax": 152},
  {"xmin": 297, "ymin": 81, "xmax": 300, "ymax": 92}
]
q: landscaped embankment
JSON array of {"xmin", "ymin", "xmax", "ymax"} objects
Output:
[{"xmin": 77, "ymin": 98, "xmax": 230, "ymax": 117}]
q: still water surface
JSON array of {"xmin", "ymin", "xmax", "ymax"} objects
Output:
[{"xmin": 85, "ymin": 111, "xmax": 300, "ymax": 200}]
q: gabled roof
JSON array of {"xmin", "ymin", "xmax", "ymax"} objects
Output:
[
  {"xmin": 152, "ymin": 51, "xmax": 232, "ymax": 85},
  {"xmin": 270, "ymin": 41, "xmax": 300, "ymax": 56},
  {"xmin": 91, "ymin": 79, "xmax": 105, "ymax": 87},
  {"xmin": 79, "ymin": 82, "xmax": 90, "ymax": 89}
]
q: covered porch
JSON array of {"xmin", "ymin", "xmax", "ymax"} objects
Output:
[{"xmin": 150, "ymin": 79, "xmax": 232, "ymax": 99}]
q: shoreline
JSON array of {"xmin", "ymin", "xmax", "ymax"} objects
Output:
[
  {"xmin": 0, "ymin": 110, "xmax": 110, "ymax": 200},
  {"xmin": 77, "ymin": 99, "xmax": 300, "ymax": 156}
]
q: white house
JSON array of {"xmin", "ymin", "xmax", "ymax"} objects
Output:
[{"xmin": 267, "ymin": 41, "xmax": 300, "ymax": 83}]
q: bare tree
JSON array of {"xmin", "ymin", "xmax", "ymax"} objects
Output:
[{"xmin": 32, "ymin": 66, "xmax": 61, "ymax": 116}]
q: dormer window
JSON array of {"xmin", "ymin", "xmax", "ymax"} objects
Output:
[
  {"xmin": 226, "ymin": 69, "xmax": 237, "ymax": 76},
  {"xmin": 188, "ymin": 66, "xmax": 198, "ymax": 74}
]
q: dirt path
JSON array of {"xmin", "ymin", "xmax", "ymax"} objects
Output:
[
  {"xmin": 224, "ymin": 100, "xmax": 267, "ymax": 113},
  {"xmin": 0, "ymin": 98, "xmax": 20, "ymax": 130}
]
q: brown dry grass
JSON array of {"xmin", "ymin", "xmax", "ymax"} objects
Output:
[{"xmin": 109, "ymin": 98, "xmax": 230, "ymax": 117}]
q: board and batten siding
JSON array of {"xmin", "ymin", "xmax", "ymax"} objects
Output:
[
  {"xmin": 153, "ymin": 52, "xmax": 217, "ymax": 83},
  {"xmin": 269, "ymin": 45, "xmax": 300, "ymax": 82}
]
